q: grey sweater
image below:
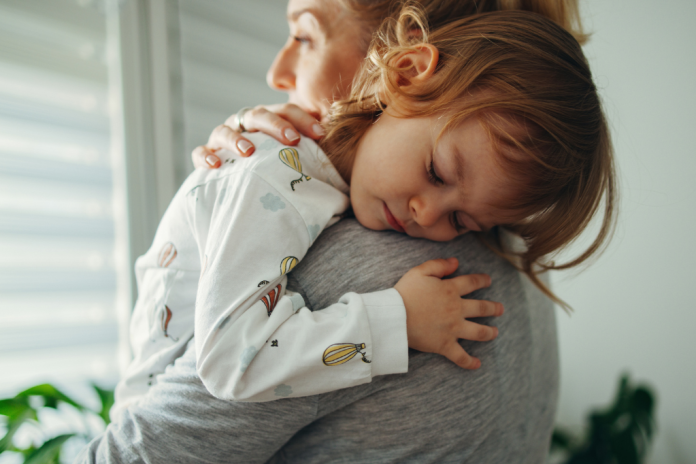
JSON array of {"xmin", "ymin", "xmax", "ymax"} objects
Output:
[{"xmin": 76, "ymin": 219, "xmax": 559, "ymax": 464}]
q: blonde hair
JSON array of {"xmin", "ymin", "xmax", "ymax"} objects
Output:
[
  {"xmin": 321, "ymin": 6, "xmax": 616, "ymax": 310},
  {"xmin": 338, "ymin": 0, "xmax": 587, "ymax": 51}
]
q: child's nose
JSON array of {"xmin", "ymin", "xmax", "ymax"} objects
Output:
[{"xmin": 409, "ymin": 196, "xmax": 441, "ymax": 228}]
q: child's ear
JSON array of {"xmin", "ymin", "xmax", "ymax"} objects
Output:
[{"xmin": 392, "ymin": 44, "xmax": 439, "ymax": 87}]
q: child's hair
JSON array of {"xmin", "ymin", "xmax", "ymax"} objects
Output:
[
  {"xmin": 320, "ymin": 5, "xmax": 616, "ymax": 310},
  {"xmin": 338, "ymin": 0, "xmax": 588, "ymax": 53}
]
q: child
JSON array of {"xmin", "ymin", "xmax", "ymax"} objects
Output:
[{"xmin": 113, "ymin": 8, "xmax": 615, "ymax": 414}]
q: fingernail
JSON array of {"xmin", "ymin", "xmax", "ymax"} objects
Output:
[
  {"xmin": 312, "ymin": 123, "xmax": 325, "ymax": 136},
  {"xmin": 205, "ymin": 154, "xmax": 220, "ymax": 168},
  {"xmin": 497, "ymin": 304, "xmax": 504, "ymax": 316},
  {"xmin": 237, "ymin": 140, "xmax": 253, "ymax": 154},
  {"xmin": 284, "ymin": 128, "xmax": 300, "ymax": 142}
]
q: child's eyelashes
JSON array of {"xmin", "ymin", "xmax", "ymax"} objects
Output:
[
  {"xmin": 450, "ymin": 213, "xmax": 467, "ymax": 233},
  {"xmin": 427, "ymin": 160, "xmax": 444, "ymax": 186}
]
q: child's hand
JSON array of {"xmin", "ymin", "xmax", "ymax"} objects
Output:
[{"xmin": 394, "ymin": 257, "xmax": 503, "ymax": 370}]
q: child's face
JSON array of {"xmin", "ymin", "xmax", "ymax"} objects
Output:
[{"xmin": 350, "ymin": 111, "xmax": 523, "ymax": 242}]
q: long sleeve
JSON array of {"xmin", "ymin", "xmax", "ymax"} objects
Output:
[
  {"xmin": 113, "ymin": 135, "xmax": 408, "ymax": 408},
  {"xmin": 188, "ymin": 151, "xmax": 409, "ymax": 401}
]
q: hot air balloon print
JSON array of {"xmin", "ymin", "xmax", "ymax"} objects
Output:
[
  {"xmin": 322, "ymin": 343, "xmax": 371, "ymax": 366},
  {"xmin": 280, "ymin": 256, "xmax": 298, "ymax": 275},
  {"xmin": 160, "ymin": 305, "xmax": 178, "ymax": 341},
  {"xmin": 157, "ymin": 242, "xmax": 177, "ymax": 267},
  {"xmin": 279, "ymin": 147, "xmax": 311, "ymax": 191},
  {"xmin": 261, "ymin": 284, "xmax": 282, "ymax": 317}
]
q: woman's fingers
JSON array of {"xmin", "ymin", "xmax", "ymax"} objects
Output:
[
  {"xmin": 191, "ymin": 103, "xmax": 326, "ymax": 170},
  {"xmin": 228, "ymin": 106, "xmax": 302, "ymax": 145},
  {"xmin": 192, "ymin": 145, "xmax": 221, "ymax": 169},
  {"xmin": 208, "ymin": 124, "xmax": 255, "ymax": 157},
  {"xmin": 191, "ymin": 124, "xmax": 255, "ymax": 169},
  {"xmin": 226, "ymin": 104, "xmax": 325, "ymax": 144},
  {"xmin": 266, "ymin": 103, "xmax": 325, "ymax": 139}
]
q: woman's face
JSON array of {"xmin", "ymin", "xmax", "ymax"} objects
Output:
[{"xmin": 267, "ymin": 0, "xmax": 367, "ymax": 122}]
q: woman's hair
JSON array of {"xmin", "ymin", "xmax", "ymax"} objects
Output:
[
  {"xmin": 320, "ymin": 6, "xmax": 616, "ymax": 310},
  {"xmin": 338, "ymin": 0, "xmax": 587, "ymax": 52}
]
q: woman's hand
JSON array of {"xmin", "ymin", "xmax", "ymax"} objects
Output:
[
  {"xmin": 192, "ymin": 103, "xmax": 326, "ymax": 169},
  {"xmin": 394, "ymin": 258, "xmax": 503, "ymax": 370}
]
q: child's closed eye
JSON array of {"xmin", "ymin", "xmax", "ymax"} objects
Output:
[
  {"xmin": 427, "ymin": 160, "xmax": 444, "ymax": 186},
  {"xmin": 450, "ymin": 213, "xmax": 467, "ymax": 233}
]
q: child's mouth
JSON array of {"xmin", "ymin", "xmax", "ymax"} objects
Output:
[{"xmin": 383, "ymin": 203, "xmax": 405, "ymax": 233}]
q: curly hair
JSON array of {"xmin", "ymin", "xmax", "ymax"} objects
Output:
[{"xmin": 320, "ymin": 6, "xmax": 616, "ymax": 310}]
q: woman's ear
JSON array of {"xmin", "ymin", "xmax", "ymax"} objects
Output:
[{"xmin": 392, "ymin": 44, "xmax": 439, "ymax": 87}]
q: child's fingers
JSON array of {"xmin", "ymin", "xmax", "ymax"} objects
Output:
[
  {"xmin": 450, "ymin": 273, "xmax": 492, "ymax": 296},
  {"xmin": 461, "ymin": 299, "xmax": 504, "ymax": 319},
  {"xmin": 441, "ymin": 342, "xmax": 481, "ymax": 370},
  {"xmin": 415, "ymin": 257, "xmax": 459, "ymax": 278},
  {"xmin": 457, "ymin": 321, "xmax": 499, "ymax": 342}
]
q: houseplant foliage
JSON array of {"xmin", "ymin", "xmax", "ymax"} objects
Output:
[
  {"xmin": 551, "ymin": 374, "xmax": 656, "ymax": 464},
  {"xmin": 0, "ymin": 383, "xmax": 113, "ymax": 464}
]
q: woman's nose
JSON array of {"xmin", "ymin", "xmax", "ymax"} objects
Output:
[
  {"xmin": 409, "ymin": 196, "xmax": 441, "ymax": 228},
  {"xmin": 266, "ymin": 40, "xmax": 296, "ymax": 91}
]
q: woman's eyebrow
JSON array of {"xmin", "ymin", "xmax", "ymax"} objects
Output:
[{"xmin": 288, "ymin": 8, "xmax": 328, "ymax": 33}]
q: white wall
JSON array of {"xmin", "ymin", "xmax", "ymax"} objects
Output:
[{"xmin": 551, "ymin": 1, "xmax": 696, "ymax": 462}]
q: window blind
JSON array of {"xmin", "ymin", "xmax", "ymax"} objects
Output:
[
  {"xmin": 178, "ymin": 0, "xmax": 287, "ymax": 159},
  {"xmin": 0, "ymin": 0, "xmax": 124, "ymax": 396}
]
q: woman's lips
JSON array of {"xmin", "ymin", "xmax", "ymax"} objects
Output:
[{"xmin": 383, "ymin": 203, "xmax": 405, "ymax": 233}]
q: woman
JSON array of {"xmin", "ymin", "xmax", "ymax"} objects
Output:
[
  {"xmin": 192, "ymin": 0, "xmax": 585, "ymax": 167},
  {"xmin": 79, "ymin": 1, "xmax": 584, "ymax": 462}
]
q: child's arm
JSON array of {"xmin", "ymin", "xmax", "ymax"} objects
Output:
[
  {"xmin": 189, "ymin": 145, "xmax": 500, "ymax": 402},
  {"xmin": 395, "ymin": 257, "xmax": 502, "ymax": 370},
  {"xmin": 188, "ymin": 166, "xmax": 411, "ymax": 402}
]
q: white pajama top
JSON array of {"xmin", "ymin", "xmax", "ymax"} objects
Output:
[{"xmin": 113, "ymin": 133, "xmax": 408, "ymax": 414}]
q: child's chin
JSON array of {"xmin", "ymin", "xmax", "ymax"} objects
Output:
[{"xmin": 353, "ymin": 212, "xmax": 388, "ymax": 233}]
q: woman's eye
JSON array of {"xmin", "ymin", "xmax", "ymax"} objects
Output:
[
  {"xmin": 293, "ymin": 35, "xmax": 311, "ymax": 45},
  {"xmin": 427, "ymin": 161, "xmax": 444, "ymax": 186}
]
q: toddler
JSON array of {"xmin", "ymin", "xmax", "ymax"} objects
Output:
[{"xmin": 112, "ymin": 8, "xmax": 615, "ymax": 414}]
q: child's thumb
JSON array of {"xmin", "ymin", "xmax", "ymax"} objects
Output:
[{"xmin": 418, "ymin": 257, "xmax": 459, "ymax": 278}]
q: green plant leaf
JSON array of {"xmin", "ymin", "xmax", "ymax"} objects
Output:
[
  {"xmin": 0, "ymin": 398, "xmax": 34, "ymax": 420},
  {"xmin": 22, "ymin": 434, "xmax": 74, "ymax": 464},
  {"xmin": 551, "ymin": 428, "xmax": 573, "ymax": 452},
  {"xmin": 630, "ymin": 387, "xmax": 656, "ymax": 440},
  {"xmin": 610, "ymin": 426, "xmax": 640, "ymax": 464},
  {"xmin": 91, "ymin": 384, "xmax": 114, "ymax": 425},
  {"xmin": 0, "ymin": 408, "xmax": 36, "ymax": 453},
  {"xmin": 15, "ymin": 384, "xmax": 86, "ymax": 411}
]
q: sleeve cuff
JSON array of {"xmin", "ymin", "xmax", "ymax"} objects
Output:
[{"xmin": 361, "ymin": 288, "xmax": 409, "ymax": 377}]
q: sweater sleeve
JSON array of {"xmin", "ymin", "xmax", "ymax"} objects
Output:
[{"xmin": 189, "ymin": 170, "xmax": 408, "ymax": 402}]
